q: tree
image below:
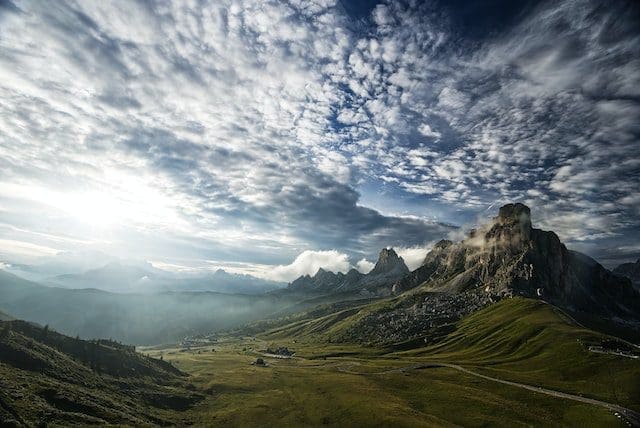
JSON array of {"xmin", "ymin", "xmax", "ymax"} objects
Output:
[
  {"xmin": 0, "ymin": 323, "xmax": 11, "ymax": 339},
  {"xmin": 42, "ymin": 324, "xmax": 49, "ymax": 340}
]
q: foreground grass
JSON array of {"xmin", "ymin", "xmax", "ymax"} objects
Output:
[
  {"xmin": 149, "ymin": 341, "xmax": 624, "ymax": 427},
  {"xmin": 145, "ymin": 297, "xmax": 640, "ymax": 426}
]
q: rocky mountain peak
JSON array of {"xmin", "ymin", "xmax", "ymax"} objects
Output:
[
  {"xmin": 497, "ymin": 202, "xmax": 531, "ymax": 226},
  {"xmin": 392, "ymin": 202, "xmax": 640, "ymax": 323},
  {"xmin": 484, "ymin": 203, "xmax": 533, "ymax": 250},
  {"xmin": 314, "ymin": 267, "xmax": 328, "ymax": 277},
  {"xmin": 433, "ymin": 239, "xmax": 454, "ymax": 250},
  {"xmin": 370, "ymin": 248, "xmax": 409, "ymax": 276}
]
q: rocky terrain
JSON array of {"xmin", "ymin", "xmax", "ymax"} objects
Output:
[
  {"xmin": 391, "ymin": 203, "xmax": 640, "ymax": 323},
  {"xmin": 288, "ymin": 248, "xmax": 409, "ymax": 295},
  {"xmin": 333, "ymin": 290, "xmax": 500, "ymax": 345}
]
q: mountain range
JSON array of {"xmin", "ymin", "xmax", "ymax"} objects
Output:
[
  {"xmin": 0, "ymin": 270, "xmax": 296, "ymax": 344},
  {"xmin": 287, "ymin": 247, "xmax": 409, "ymax": 295},
  {"xmin": 44, "ymin": 262, "xmax": 284, "ymax": 295},
  {"xmin": 277, "ymin": 203, "xmax": 640, "ymax": 344},
  {"xmin": 1, "ymin": 203, "xmax": 638, "ymax": 346},
  {"xmin": 2, "ymin": 203, "xmax": 640, "ymax": 425}
]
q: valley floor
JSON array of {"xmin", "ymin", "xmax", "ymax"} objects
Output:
[
  {"xmin": 146, "ymin": 341, "xmax": 629, "ymax": 427},
  {"xmin": 143, "ymin": 299, "xmax": 640, "ymax": 427}
]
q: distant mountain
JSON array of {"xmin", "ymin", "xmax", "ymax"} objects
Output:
[
  {"xmin": 0, "ymin": 319, "xmax": 201, "ymax": 425},
  {"xmin": 391, "ymin": 203, "xmax": 640, "ymax": 322},
  {"xmin": 48, "ymin": 261, "xmax": 159, "ymax": 293},
  {"xmin": 46, "ymin": 262, "xmax": 284, "ymax": 295},
  {"xmin": 170, "ymin": 269, "xmax": 285, "ymax": 294},
  {"xmin": 287, "ymin": 248, "xmax": 409, "ymax": 295},
  {"xmin": 4, "ymin": 250, "xmax": 119, "ymax": 281},
  {"xmin": 0, "ymin": 270, "xmax": 297, "ymax": 344},
  {"xmin": 614, "ymin": 259, "xmax": 640, "ymax": 289}
]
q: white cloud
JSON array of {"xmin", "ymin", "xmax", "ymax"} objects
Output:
[
  {"xmin": 0, "ymin": 0, "xmax": 637, "ymax": 268},
  {"xmin": 395, "ymin": 246, "xmax": 430, "ymax": 271},
  {"xmin": 268, "ymin": 250, "xmax": 351, "ymax": 282},
  {"xmin": 417, "ymin": 123, "xmax": 441, "ymax": 140},
  {"xmin": 356, "ymin": 258, "xmax": 374, "ymax": 274}
]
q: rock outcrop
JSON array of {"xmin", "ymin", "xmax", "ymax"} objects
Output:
[
  {"xmin": 370, "ymin": 248, "xmax": 410, "ymax": 276},
  {"xmin": 392, "ymin": 203, "xmax": 640, "ymax": 321}
]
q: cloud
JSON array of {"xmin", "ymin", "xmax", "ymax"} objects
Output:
[
  {"xmin": 417, "ymin": 123, "xmax": 441, "ymax": 140},
  {"xmin": 356, "ymin": 258, "xmax": 374, "ymax": 274},
  {"xmin": 395, "ymin": 246, "xmax": 430, "ymax": 271},
  {"xmin": 0, "ymin": 0, "xmax": 637, "ymax": 269},
  {"xmin": 268, "ymin": 250, "xmax": 351, "ymax": 282},
  {"xmin": 0, "ymin": 0, "xmax": 457, "ymax": 267}
]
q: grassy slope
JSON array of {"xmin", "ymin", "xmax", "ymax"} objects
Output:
[
  {"xmin": 0, "ymin": 321, "xmax": 202, "ymax": 425},
  {"xmin": 149, "ymin": 297, "xmax": 638, "ymax": 426},
  {"xmin": 400, "ymin": 299, "xmax": 640, "ymax": 410}
]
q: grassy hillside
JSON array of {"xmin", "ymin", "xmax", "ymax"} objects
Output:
[
  {"xmin": 401, "ymin": 298, "xmax": 640, "ymax": 410},
  {"xmin": 253, "ymin": 297, "xmax": 640, "ymax": 412},
  {"xmin": 0, "ymin": 320, "xmax": 203, "ymax": 425}
]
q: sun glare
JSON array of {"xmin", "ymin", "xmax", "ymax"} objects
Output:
[{"xmin": 63, "ymin": 192, "xmax": 124, "ymax": 227}]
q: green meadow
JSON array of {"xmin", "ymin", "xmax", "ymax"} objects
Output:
[{"xmin": 145, "ymin": 298, "xmax": 639, "ymax": 426}]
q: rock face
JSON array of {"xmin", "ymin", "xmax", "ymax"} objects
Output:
[
  {"xmin": 288, "ymin": 248, "xmax": 408, "ymax": 294},
  {"xmin": 370, "ymin": 248, "xmax": 410, "ymax": 276},
  {"xmin": 392, "ymin": 203, "xmax": 640, "ymax": 321},
  {"xmin": 614, "ymin": 259, "xmax": 640, "ymax": 289}
]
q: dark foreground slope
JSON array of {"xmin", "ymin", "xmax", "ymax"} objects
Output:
[{"xmin": 0, "ymin": 320, "xmax": 203, "ymax": 426}]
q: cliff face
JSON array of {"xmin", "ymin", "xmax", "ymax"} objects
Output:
[{"xmin": 392, "ymin": 203, "xmax": 640, "ymax": 321}]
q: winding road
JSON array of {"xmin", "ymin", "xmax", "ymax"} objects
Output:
[{"xmin": 336, "ymin": 362, "xmax": 640, "ymax": 427}]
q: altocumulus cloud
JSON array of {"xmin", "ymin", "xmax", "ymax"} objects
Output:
[{"xmin": 0, "ymin": 0, "xmax": 638, "ymax": 273}]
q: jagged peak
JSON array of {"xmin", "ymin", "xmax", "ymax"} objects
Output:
[{"xmin": 370, "ymin": 247, "xmax": 409, "ymax": 276}]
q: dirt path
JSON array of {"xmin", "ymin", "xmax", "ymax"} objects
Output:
[{"xmin": 336, "ymin": 362, "xmax": 640, "ymax": 427}]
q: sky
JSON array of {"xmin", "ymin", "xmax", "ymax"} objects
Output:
[{"xmin": 0, "ymin": 0, "xmax": 639, "ymax": 281}]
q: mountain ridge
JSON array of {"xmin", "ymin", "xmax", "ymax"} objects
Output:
[
  {"xmin": 287, "ymin": 248, "xmax": 409, "ymax": 294},
  {"xmin": 614, "ymin": 259, "xmax": 640, "ymax": 290},
  {"xmin": 43, "ymin": 262, "xmax": 284, "ymax": 295},
  {"xmin": 0, "ymin": 319, "xmax": 202, "ymax": 425},
  {"xmin": 390, "ymin": 203, "xmax": 640, "ymax": 322}
]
